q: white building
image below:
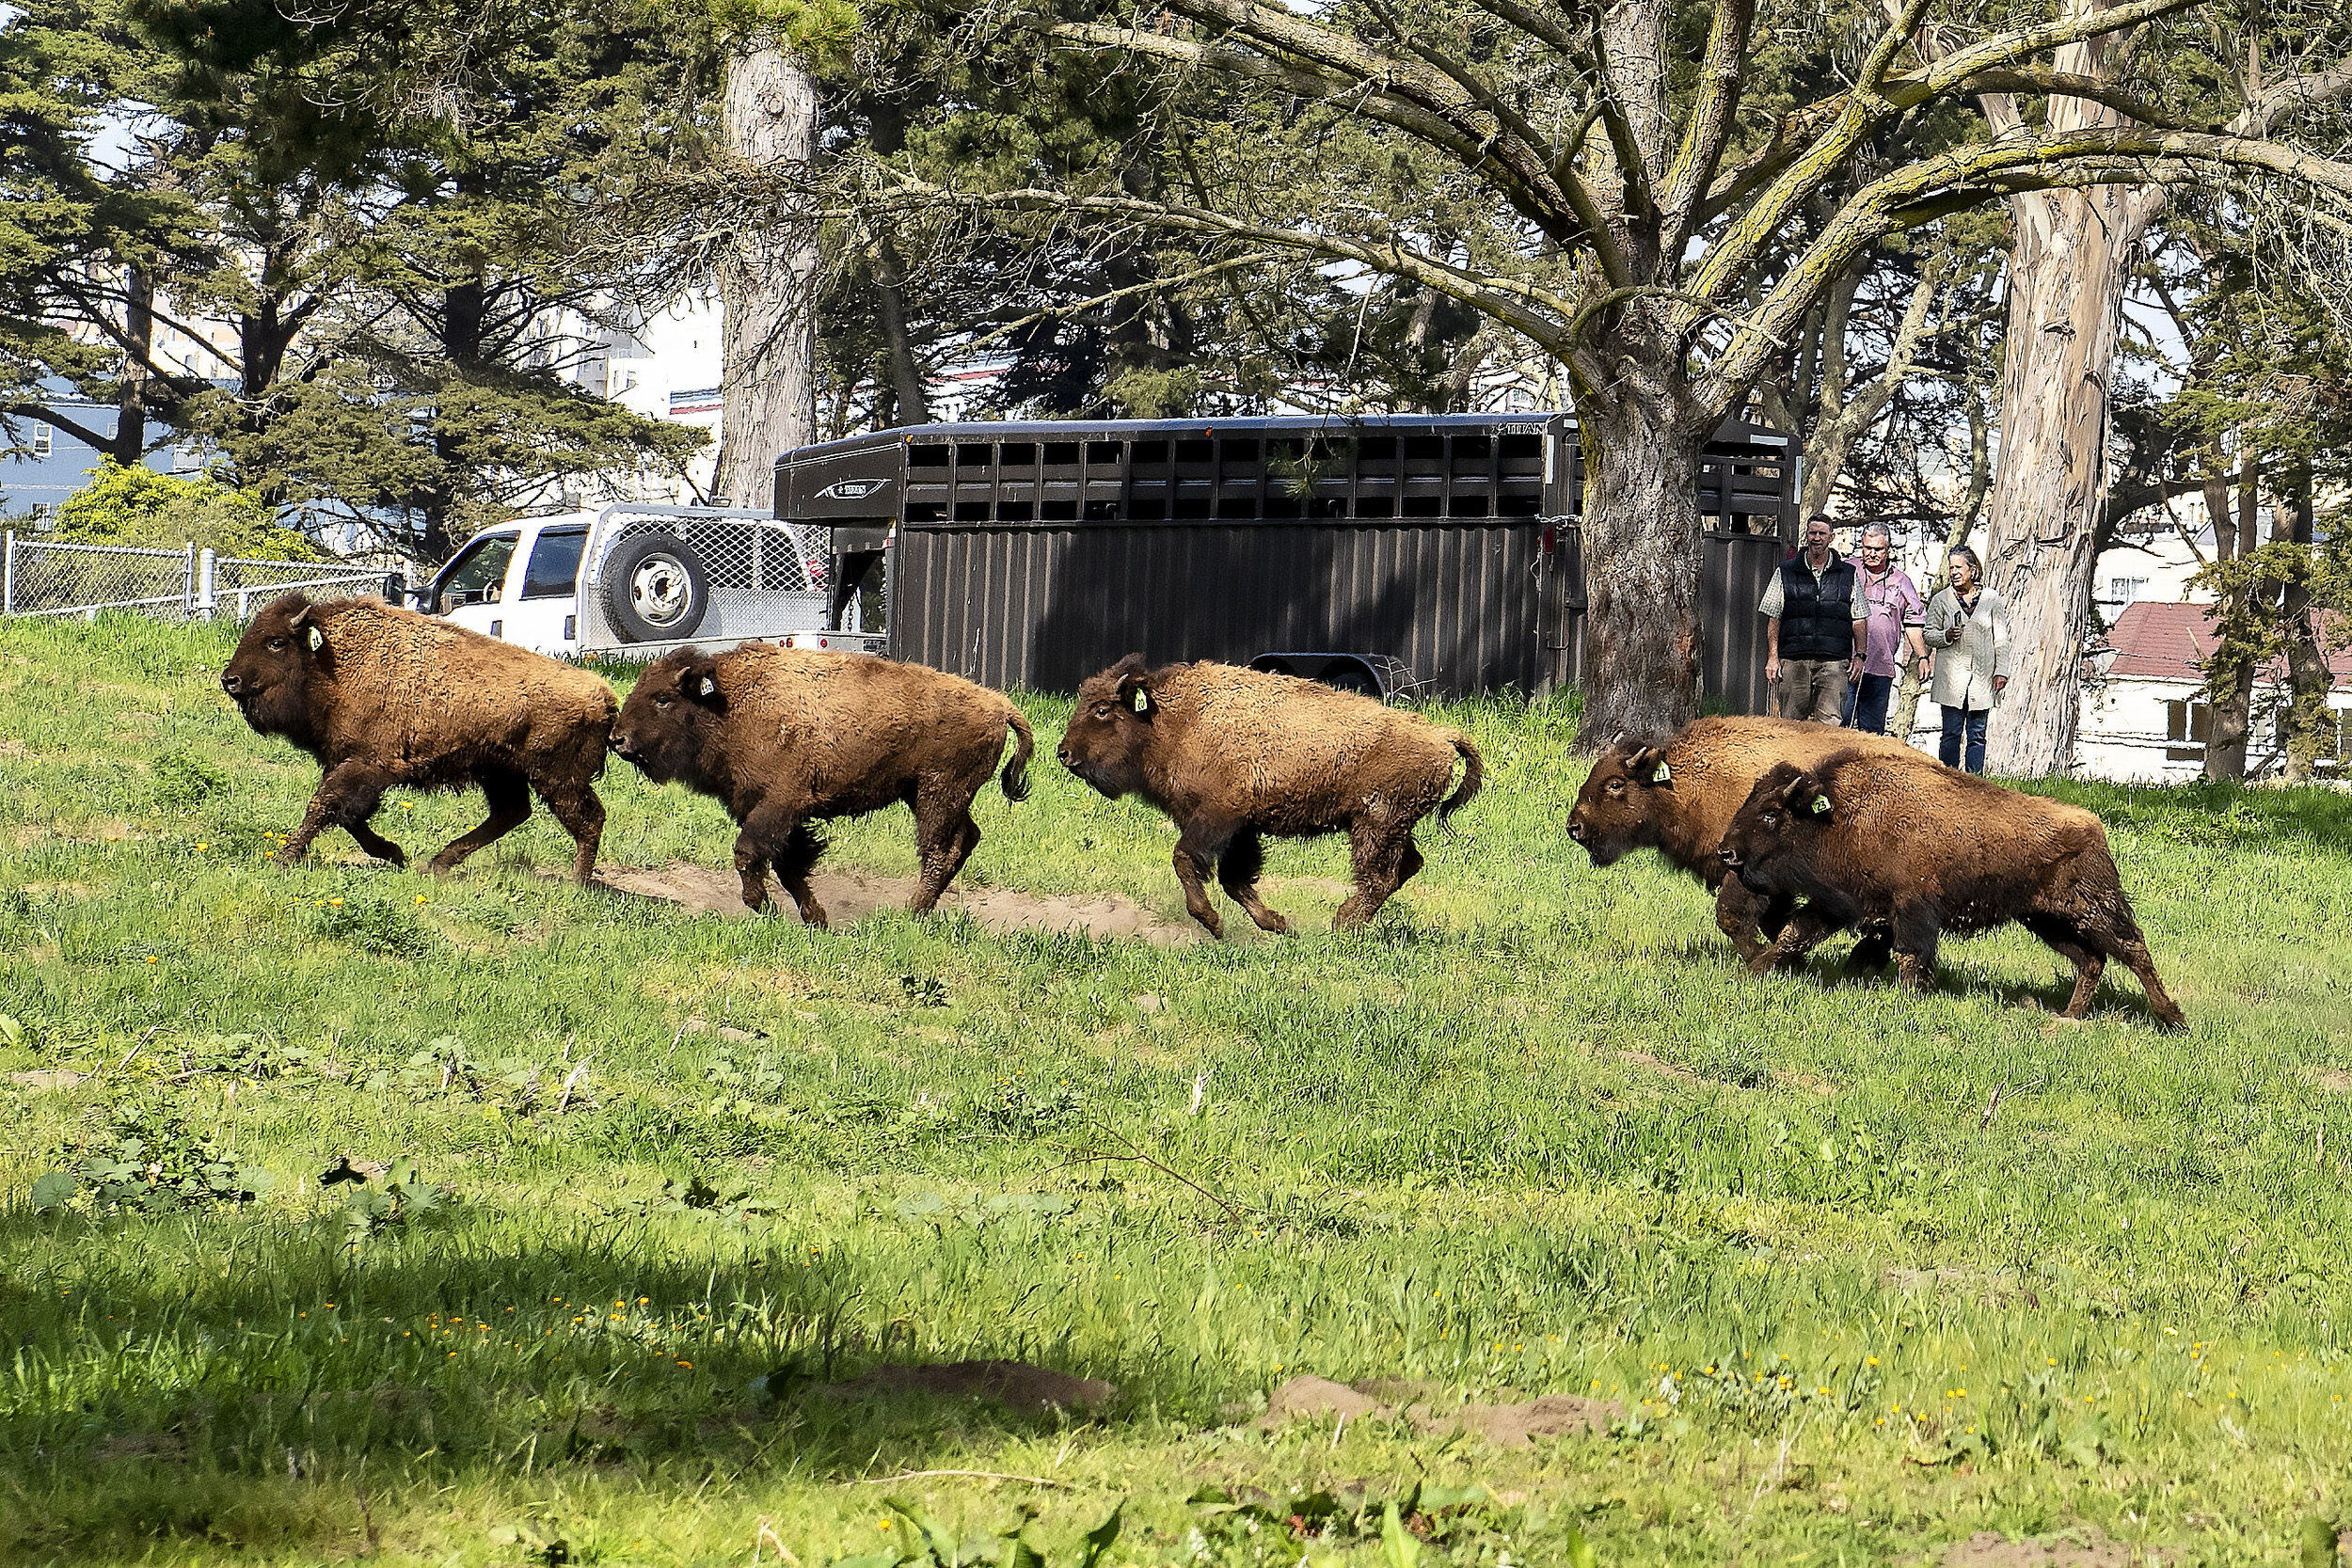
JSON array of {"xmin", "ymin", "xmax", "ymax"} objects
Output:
[{"xmin": 2077, "ymin": 601, "xmax": 2351, "ymax": 782}]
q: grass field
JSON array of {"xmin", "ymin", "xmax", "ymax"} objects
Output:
[{"xmin": 4, "ymin": 611, "xmax": 2351, "ymax": 1567}]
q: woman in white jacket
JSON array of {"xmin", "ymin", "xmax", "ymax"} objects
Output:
[{"xmin": 1923, "ymin": 546, "xmax": 2010, "ymax": 773}]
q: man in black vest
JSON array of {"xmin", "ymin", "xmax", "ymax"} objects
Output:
[{"xmin": 1759, "ymin": 514, "xmax": 1868, "ymax": 723}]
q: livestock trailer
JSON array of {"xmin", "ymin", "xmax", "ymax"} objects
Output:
[{"xmin": 777, "ymin": 412, "xmax": 1799, "ymax": 705}]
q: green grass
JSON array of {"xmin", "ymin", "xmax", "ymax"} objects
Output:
[{"xmin": 4, "ymin": 612, "xmax": 2352, "ymax": 1565}]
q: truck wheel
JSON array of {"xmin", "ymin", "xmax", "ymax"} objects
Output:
[{"xmin": 603, "ymin": 533, "xmax": 708, "ymax": 641}]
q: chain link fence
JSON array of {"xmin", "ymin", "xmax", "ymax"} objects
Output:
[{"xmin": 2, "ymin": 531, "xmax": 389, "ymax": 623}]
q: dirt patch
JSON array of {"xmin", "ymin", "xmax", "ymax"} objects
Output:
[
  {"xmin": 814, "ymin": 1359, "xmax": 1117, "ymax": 1413},
  {"xmin": 2312, "ymin": 1069, "xmax": 2352, "ymax": 1094},
  {"xmin": 574, "ymin": 862, "xmax": 1200, "ymax": 945},
  {"xmin": 1942, "ymin": 1528, "xmax": 2134, "ymax": 1567},
  {"xmin": 1256, "ymin": 1374, "xmax": 1619, "ymax": 1449},
  {"xmin": 1261, "ymin": 1376, "xmax": 1384, "ymax": 1426},
  {"xmin": 10, "ymin": 1070, "xmax": 85, "ymax": 1092},
  {"xmin": 1449, "ymin": 1395, "xmax": 1618, "ymax": 1446},
  {"xmin": 1618, "ymin": 1050, "xmax": 1831, "ymax": 1096},
  {"xmin": 1619, "ymin": 1050, "xmax": 1704, "ymax": 1085}
]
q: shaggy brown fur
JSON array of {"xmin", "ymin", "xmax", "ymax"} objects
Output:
[
  {"xmin": 1056, "ymin": 655, "xmax": 1482, "ymax": 937},
  {"xmin": 220, "ymin": 593, "xmax": 615, "ymax": 880},
  {"xmin": 1718, "ymin": 751, "xmax": 2185, "ymax": 1029},
  {"xmin": 609, "ymin": 643, "xmax": 1034, "ymax": 923},
  {"xmin": 1566, "ymin": 717, "xmax": 1913, "ymax": 964}
]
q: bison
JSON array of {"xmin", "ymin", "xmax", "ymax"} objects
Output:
[
  {"xmin": 219, "ymin": 593, "xmax": 615, "ymax": 880},
  {"xmin": 1716, "ymin": 750, "xmax": 2185, "ymax": 1029},
  {"xmin": 607, "ymin": 643, "xmax": 1033, "ymax": 924},
  {"xmin": 1055, "ymin": 655, "xmax": 1482, "ymax": 937},
  {"xmin": 1566, "ymin": 718, "xmax": 1913, "ymax": 964}
]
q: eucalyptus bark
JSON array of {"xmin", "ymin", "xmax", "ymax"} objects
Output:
[
  {"xmin": 1976, "ymin": 3, "xmax": 2169, "ymax": 777},
  {"xmin": 713, "ymin": 44, "xmax": 819, "ymax": 508}
]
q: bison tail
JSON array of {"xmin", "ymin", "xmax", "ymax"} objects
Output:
[
  {"xmin": 999, "ymin": 708, "xmax": 1036, "ymax": 803},
  {"xmin": 1438, "ymin": 732, "xmax": 1485, "ymax": 825}
]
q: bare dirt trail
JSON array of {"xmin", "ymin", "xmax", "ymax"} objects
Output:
[{"xmin": 569, "ymin": 861, "xmax": 1202, "ymax": 946}]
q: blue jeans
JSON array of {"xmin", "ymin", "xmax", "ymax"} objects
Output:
[
  {"xmin": 1842, "ymin": 673, "xmax": 1895, "ymax": 735},
  {"xmin": 1941, "ymin": 705, "xmax": 1989, "ymax": 773}
]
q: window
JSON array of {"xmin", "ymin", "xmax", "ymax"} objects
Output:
[
  {"xmin": 31, "ymin": 422, "xmax": 53, "ymax": 458},
  {"xmin": 436, "ymin": 535, "xmax": 517, "ymax": 611},
  {"xmin": 521, "ymin": 529, "xmax": 587, "ymax": 599},
  {"xmin": 2165, "ymin": 698, "xmax": 2212, "ymax": 763},
  {"xmin": 2107, "ymin": 577, "xmax": 2146, "ymax": 602}
]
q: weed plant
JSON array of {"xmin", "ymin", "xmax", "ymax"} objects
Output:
[{"xmin": 3, "ymin": 613, "xmax": 2351, "ymax": 1564}]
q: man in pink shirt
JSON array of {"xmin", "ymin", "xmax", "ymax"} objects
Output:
[{"xmin": 1840, "ymin": 523, "xmax": 1927, "ymax": 735}]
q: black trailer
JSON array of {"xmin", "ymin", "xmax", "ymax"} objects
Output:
[{"xmin": 775, "ymin": 411, "xmax": 1798, "ymax": 705}]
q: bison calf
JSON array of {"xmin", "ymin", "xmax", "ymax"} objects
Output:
[
  {"xmin": 1717, "ymin": 750, "xmax": 2185, "ymax": 1029},
  {"xmin": 609, "ymin": 644, "xmax": 1033, "ymax": 924},
  {"xmin": 1567, "ymin": 718, "xmax": 1912, "ymax": 964},
  {"xmin": 219, "ymin": 593, "xmax": 614, "ymax": 880},
  {"xmin": 1056, "ymin": 655, "xmax": 1482, "ymax": 937}
]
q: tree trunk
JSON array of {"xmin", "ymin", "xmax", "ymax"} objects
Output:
[
  {"xmin": 1977, "ymin": 3, "xmax": 2166, "ymax": 778},
  {"xmin": 1575, "ymin": 399, "xmax": 1707, "ymax": 744},
  {"xmin": 1978, "ymin": 182, "xmax": 2160, "ymax": 776},
  {"xmin": 869, "ymin": 238, "xmax": 929, "ymax": 426},
  {"xmin": 2279, "ymin": 466, "xmax": 2330, "ymax": 784},
  {"xmin": 112, "ymin": 265, "xmax": 154, "ymax": 465},
  {"xmin": 713, "ymin": 44, "xmax": 818, "ymax": 507},
  {"xmin": 2202, "ymin": 446, "xmax": 2233, "ymax": 562},
  {"xmin": 2203, "ymin": 453, "xmax": 2263, "ymax": 779},
  {"xmin": 2203, "ymin": 613, "xmax": 2258, "ymax": 780}
]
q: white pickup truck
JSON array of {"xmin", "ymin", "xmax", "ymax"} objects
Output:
[{"xmin": 421, "ymin": 503, "xmax": 884, "ymax": 660}]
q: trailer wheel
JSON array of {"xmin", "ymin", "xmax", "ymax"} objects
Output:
[{"xmin": 603, "ymin": 533, "xmax": 709, "ymax": 641}]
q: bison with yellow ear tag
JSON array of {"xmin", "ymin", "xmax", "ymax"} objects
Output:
[
  {"xmin": 1717, "ymin": 750, "xmax": 2185, "ymax": 1029},
  {"xmin": 609, "ymin": 643, "xmax": 1033, "ymax": 925},
  {"xmin": 220, "ymin": 593, "xmax": 614, "ymax": 880},
  {"xmin": 1056, "ymin": 654, "xmax": 1481, "ymax": 938},
  {"xmin": 1566, "ymin": 716, "xmax": 1912, "ymax": 966}
]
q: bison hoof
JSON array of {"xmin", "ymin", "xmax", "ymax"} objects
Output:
[
  {"xmin": 1249, "ymin": 909, "xmax": 1291, "ymax": 935},
  {"xmin": 798, "ymin": 906, "xmax": 831, "ymax": 929}
]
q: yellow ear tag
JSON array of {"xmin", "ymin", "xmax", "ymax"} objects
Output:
[
  {"xmin": 306, "ymin": 626, "xmax": 325, "ymax": 653},
  {"xmin": 1810, "ymin": 795, "xmax": 1832, "ymax": 815},
  {"xmin": 1651, "ymin": 762, "xmax": 1672, "ymax": 784}
]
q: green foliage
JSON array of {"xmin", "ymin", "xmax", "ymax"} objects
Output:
[
  {"xmin": 700, "ymin": 0, "xmax": 861, "ymax": 59},
  {"xmin": 2188, "ymin": 538, "xmax": 2352, "ymax": 771},
  {"xmin": 319, "ymin": 1154, "xmax": 451, "ymax": 1243},
  {"xmin": 51, "ymin": 461, "xmax": 321, "ymax": 560},
  {"xmin": 31, "ymin": 1099, "xmax": 276, "ymax": 1215},
  {"xmin": 304, "ymin": 889, "xmax": 433, "ymax": 957}
]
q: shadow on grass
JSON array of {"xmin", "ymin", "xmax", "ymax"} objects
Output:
[{"xmin": 0, "ymin": 1217, "xmax": 1150, "ymax": 1563}]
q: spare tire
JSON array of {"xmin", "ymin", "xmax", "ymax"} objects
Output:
[{"xmin": 602, "ymin": 532, "xmax": 709, "ymax": 642}]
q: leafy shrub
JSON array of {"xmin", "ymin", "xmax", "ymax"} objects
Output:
[
  {"xmin": 53, "ymin": 461, "xmax": 323, "ymax": 562},
  {"xmin": 318, "ymin": 1155, "xmax": 450, "ymax": 1243},
  {"xmin": 307, "ymin": 892, "xmax": 432, "ymax": 957},
  {"xmin": 30, "ymin": 1101, "xmax": 276, "ymax": 1215}
]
